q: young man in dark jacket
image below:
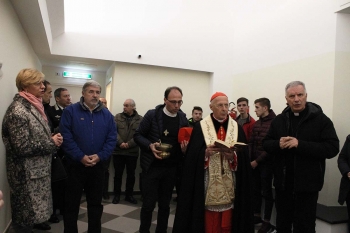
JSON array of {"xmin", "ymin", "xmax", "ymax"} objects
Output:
[
  {"xmin": 249, "ymin": 98, "xmax": 276, "ymax": 233},
  {"xmin": 134, "ymin": 86, "xmax": 188, "ymax": 233},
  {"xmin": 235, "ymin": 97, "xmax": 256, "ymax": 141},
  {"xmin": 263, "ymin": 81, "xmax": 339, "ymax": 233}
]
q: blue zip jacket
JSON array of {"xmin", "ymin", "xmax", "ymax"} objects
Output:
[{"xmin": 60, "ymin": 97, "xmax": 117, "ymax": 163}]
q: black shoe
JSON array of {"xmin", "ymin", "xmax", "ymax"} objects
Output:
[
  {"xmin": 59, "ymin": 209, "xmax": 65, "ymax": 216},
  {"xmin": 102, "ymin": 192, "xmax": 110, "ymax": 200},
  {"xmin": 257, "ymin": 221, "xmax": 273, "ymax": 233},
  {"xmin": 125, "ymin": 195, "xmax": 138, "ymax": 204},
  {"xmin": 48, "ymin": 214, "xmax": 60, "ymax": 223},
  {"xmin": 34, "ymin": 223, "xmax": 51, "ymax": 230},
  {"xmin": 254, "ymin": 216, "xmax": 262, "ymax": 225},
  {"xmin": 112, "ymin": 195, "xmax": 120, "ymax": 204}
]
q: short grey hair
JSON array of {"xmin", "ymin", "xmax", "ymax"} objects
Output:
[
  {"xmin": 125, "ymin": 99, "xmax": 136, "ymax": 109},
  {"xmin": 129, "ymin": 99, "xmax": 136, "ymax": 107},
  {"xmin": 82, "ymin": 80, "xmax": 102, "ymax": 92},
  {"xmin": 285, "ymin": 81, "xmax": 307, "ymax": 95}
]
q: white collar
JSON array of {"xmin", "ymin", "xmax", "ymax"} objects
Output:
[
  {"xmin": 163, "ymin": 107, "xmax": 177, "ymax": 117},
  {"xmin": 212, "ymin": 114, "xmax": 227, "ymax": 123}
]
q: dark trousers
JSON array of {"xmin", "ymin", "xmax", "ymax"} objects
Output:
[
  {"xmin": 52, "ymin": 178, "xmax": 66, "ymax": 214},
  {"xmin": 63, "ymin": 162, "xmax": 104, "ymax": 233},
  {"xmin": 275, "ymin": 189, "xmax": 318, "ymax": 233},
  {"xmin": 102, "ymin": 156, "xmax": 111, "ymax": 195},
  {"xmin": 174, "ymin": 157, "xmax": 184, "ymax": 198},
  {"xmin": 252, "ymin": 163, "xmax": 274, "ymax": 220},
  {"xmin": 113, "ymin": 154, "xmax": 138, "ymax": 196},
  {"xmin": 345, "ymin": 191, "xmax": 350, "ymax": 233},
  {"xmin": 139, "ymin": 166, "xmax": 177, "ymax": 233}
]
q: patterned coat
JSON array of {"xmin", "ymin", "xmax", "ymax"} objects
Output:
[{"xmin": 2, "ymin": 94, "xmax": 56, "ymax": 226}]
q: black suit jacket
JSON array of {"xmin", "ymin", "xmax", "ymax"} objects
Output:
[{"xmin": 49, "ymin": 104, "xmax": 64, "ymax": 129}]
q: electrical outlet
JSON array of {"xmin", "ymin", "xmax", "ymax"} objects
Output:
[{"xmin": 55, "ymin": 72, "xmax": 60, "ymax": 76}]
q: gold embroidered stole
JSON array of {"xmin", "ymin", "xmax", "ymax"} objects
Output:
[{"xmin": 201, "ymin": 115, "xmax": 238, "ymax": 206}]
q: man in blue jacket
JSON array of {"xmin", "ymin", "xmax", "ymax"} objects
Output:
[
  {"xmin": 134, "ymin": 86, "xmax": 188, "ymax": 233},
  {"xmin": 263, "ymin": 81, "xmax": 339, "ymax": 233},
  {"xmin": 60, "ymin": 81, "xmax": 117, "ymax": 233}
]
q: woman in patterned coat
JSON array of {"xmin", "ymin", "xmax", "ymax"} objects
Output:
[{"xmin": 2, "ymin": 68, "xmax": 63, "ymax": 233}]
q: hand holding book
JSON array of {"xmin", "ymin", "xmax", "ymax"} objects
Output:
[{"xmin": 214, "ymin": 139, "xmax": 247, "ymax": 151}]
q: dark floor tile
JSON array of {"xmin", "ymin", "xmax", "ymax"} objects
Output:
[{"xmin": 78, "ymin": 211, "xmax": 119, "ymax": 224}]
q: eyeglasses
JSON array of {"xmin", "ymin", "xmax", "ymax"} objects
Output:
[{"xmin": 166, "ymin": 99, "xmax": 183, "ymax": 105}]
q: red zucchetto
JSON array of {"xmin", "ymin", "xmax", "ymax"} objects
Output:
[{"xmin": 210, "ymin": 92, "xmax": 227, "ymax": 101}]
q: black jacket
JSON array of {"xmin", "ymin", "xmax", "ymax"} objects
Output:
[
  {"xmin": 133, "ymin": 104, "xmax": 188, "ymax": 172},
  {"xmin": 263, "ymin": 102, "xmax": 339, "ymax": 192},
  {"xmin": 338, "ymin": 135, "xmax": 350, "ymax": 205},
  {"xmin": 249, "ymin": 109, "xmax": 276, "ymax": 163},
  {"xmin": 49, "ymin": 104, "xmax": 64, "ymax": 129}
]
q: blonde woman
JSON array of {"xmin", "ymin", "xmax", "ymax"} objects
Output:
[{"xmin": 2, "ymin": 68, "xmax": 62, "ymax": 233}]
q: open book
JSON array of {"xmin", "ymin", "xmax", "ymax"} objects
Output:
[{"xmin": 214, "ymin": 139, "xmax": 247, "ymax": 149}]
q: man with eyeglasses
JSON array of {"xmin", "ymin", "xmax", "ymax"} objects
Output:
[
  {"xmin": 112, "ymin": 99, "xmax": 143, "ymax": 205},
  {"xmin": 173, "ymin": 92, "xmax": 254, "ymax": 233},
  {"xmin": 134, "ymin": 86, "xmax": 188, "ymax": 233},
  {"xmin": 235, "ymin": 97, "xmax": 256, "ymax": 141}
]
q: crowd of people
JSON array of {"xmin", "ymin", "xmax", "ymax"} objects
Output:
[{"xmin": 3, "ymin": 68, "xmax": 350, "ymax": 233}]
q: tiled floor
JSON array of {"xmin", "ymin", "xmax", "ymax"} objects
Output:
[
  {"xmin": 32, "ymin": 194, "xmax": 264, "ymax": 233},
  {"xmin": 32, "ymin": 194, "xmax": 177, "ymax": 233}
]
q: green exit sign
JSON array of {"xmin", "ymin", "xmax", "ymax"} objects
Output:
[{"xmin": 63, "ymin": 71, "xmax": 92, "ymax": 79}]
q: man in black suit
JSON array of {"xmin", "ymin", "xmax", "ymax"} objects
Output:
[
  {"xmin": 46, "ymin": 87, "xmax": 71, "ymax": 223},
  {"xmin": 50, "ymin": 88, "xmax": 72, "ymax": 128}
]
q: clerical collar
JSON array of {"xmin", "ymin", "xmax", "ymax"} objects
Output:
[
  {"xmin": 291, "ymin": 106, "xmax": 307, "ymax": 118},
  {"xmin": 212, "ymin": 114, "xmax": 228, "ymax": 123},
  {"xmin": 163, "ymin": 107, "xmax": 177, "ymax": 117}
]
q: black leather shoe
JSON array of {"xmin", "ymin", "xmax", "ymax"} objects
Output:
[
  {"xmin": 125, "ymin": 195, "xmax": 138, "ymax": 204},
  {"xmin": 48, "ymin": 214, "xmax": 60, "ymax": 223},
  {"xmin": 102, "ymin": 192, "xmax": 110, "ymax": 200},
  {"xmin": 112, "ymin": 195, "xmax": 120, "ymax": 204},
  {"xmin": 34, "ymin": 223, "xmax": 51, "ymax": 230}
]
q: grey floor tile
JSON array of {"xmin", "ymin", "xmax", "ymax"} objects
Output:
[{"xmin": 33, "ymin": 194, "xmax": 177, "ymax": 233}]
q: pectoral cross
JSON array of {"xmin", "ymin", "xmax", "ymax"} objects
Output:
[{"xmin": 164, "ymin": 129, "xmax": 169, "ymax": 136}]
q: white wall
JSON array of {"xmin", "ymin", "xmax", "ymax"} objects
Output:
[
  {"xmin": 51, "ymin": 1, "xmax": 338, "ymax": 97},
  {"xmin": 0, "ymin": 0, "xmax": 42, "ymax": 231},
  {"xmin": 109, "ymin": 62, "xmax": 211, "ymax": 117},
  {"xmin": 328, "ymin": 13, "xmax": 350, "ymax": 206}
]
